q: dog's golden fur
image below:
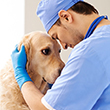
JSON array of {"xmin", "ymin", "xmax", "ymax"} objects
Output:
[{"xmin": 0, "ymin": 31, "xmax": 65, "ymax": 110}]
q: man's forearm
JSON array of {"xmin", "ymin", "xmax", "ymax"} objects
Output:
[{"xmin": 21, "ymin": 81, "xmax": 48, "ymax": 110}]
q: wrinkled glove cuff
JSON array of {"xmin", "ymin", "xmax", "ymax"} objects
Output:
[{"xmin": 14, "ymin": 68, "xmax": 32, "ymax": 89}]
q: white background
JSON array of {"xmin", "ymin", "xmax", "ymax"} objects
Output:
[{"xmin": 0, "ymin": 1, "xmax": 25, "ymax": 70}]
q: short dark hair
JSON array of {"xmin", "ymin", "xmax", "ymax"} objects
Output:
[
  {"xmin": 55, "ymin": 1, "xmax": 99, "ymax": 26},
  {"xmin": 70, "ymin": 1, "xmax": 99, "ymax": 15}
]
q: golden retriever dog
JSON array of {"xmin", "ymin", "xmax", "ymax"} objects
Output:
[{"xmin": 0, "ymin": 31, "xmax": 65, "ymax": 110}]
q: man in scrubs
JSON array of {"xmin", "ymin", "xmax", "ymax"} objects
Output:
[{"xmin": 11, "ymin": 0, "xmax": 110, "ymax": 109}]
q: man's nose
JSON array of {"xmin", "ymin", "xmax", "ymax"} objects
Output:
[{"xmin": 60, "ymin": 42, "xmax": 68, "ymax": 49}]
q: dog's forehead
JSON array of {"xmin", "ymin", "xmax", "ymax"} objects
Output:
[{"xmin": 31, "ymin": 32, "xmax": 60, "ymax": 48}]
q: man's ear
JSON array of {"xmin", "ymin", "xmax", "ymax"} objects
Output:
[{"xmin": 58, "ymin": 10, "xmax": 73, "ymax": 23}]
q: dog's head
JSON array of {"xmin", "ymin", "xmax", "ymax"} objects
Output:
[{"xmin": 18, "ymin": 31, "xmax": 65, "ymax": 84}]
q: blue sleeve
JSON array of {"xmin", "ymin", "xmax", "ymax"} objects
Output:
[{"xmin": 43, "ymin": 53, "xmax": 109, "ymax": 110}]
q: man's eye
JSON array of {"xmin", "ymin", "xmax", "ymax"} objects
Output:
[
  {"xmin": 56, "ymin": 36, "xmax": 59, "ymax": 40},
  {"xmin": 41, "ymin": 48, "xmax": 51, "ymax": 55},
  {"xmin": 52, "ymin": 37, "xmax": 55, "ymax": 40}
]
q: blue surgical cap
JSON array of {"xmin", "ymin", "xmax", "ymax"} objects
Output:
[{"xmin": 37, "ymin": 0, "xmax": 83, "ymax": 32}]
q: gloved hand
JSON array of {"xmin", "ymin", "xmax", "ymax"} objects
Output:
[{"xmin": 11, "ymin": 44, "xmax": 32, "ymax": 89}]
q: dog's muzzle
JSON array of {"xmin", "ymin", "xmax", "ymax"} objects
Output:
[{"xmin": 42, "ymin": 77, "xmax": 47, "ymax": 82}]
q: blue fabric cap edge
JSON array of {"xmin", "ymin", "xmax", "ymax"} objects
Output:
[{"xmin": 37, "ymin": 0, "xmax": 83, "ymax": 32}]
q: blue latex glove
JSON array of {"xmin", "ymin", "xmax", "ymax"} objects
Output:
[{"xmin": 11, "ymin": 45, "xmax": 32, "ymax": 89}]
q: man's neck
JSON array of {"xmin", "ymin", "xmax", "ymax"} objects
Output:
[{"xmin": 83, "ymin": 14, "xmax": 100, "ymax": 36}]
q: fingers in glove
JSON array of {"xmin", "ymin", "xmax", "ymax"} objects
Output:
[{"xmin": 20, "ymin": 44, "xmax": 26, "ymax": 53}]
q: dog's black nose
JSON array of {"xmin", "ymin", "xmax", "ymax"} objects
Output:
[{"xmin": 58, "ymin": 69, "xmax": 62, "ymax": 76}]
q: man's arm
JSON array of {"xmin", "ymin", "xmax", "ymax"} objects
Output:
[{"xmin": 21, "ymin": 81, "xmax": 48, "ymax": 110}]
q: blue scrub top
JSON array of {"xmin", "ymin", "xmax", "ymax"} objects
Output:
[{"xmin": 43, "ymin": 25, "xmax": 110, "ymax": 110}]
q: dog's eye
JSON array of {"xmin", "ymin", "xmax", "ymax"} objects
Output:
[
  {"xmin": 59, "ymin": 49, "xmax": 61, "ymax": 53},
  {"xmin": 41, "ymin": 48, "xmax": 51, "ymax": 55}
]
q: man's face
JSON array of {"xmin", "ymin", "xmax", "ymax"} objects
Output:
[{"xmin": 48, "ymin": 23, "xmax": 84, "ymax": 49}]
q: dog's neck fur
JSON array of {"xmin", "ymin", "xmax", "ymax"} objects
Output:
[{"xmin": 26, "ymin": 68, "xmax": 48, "ymax": 94}]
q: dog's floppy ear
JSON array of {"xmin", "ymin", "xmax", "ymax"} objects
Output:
[
  {"xmin": 18, "ymin": 34, "xmax": 30, "ymax": 54},
  {"xmin": 18, "ymin": 33, "xmax": 32, "ymax": 71}
]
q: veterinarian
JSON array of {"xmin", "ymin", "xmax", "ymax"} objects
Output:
[{"xmin": 11, "ymin": 0, "xmax": 110, "ymax": 109}]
